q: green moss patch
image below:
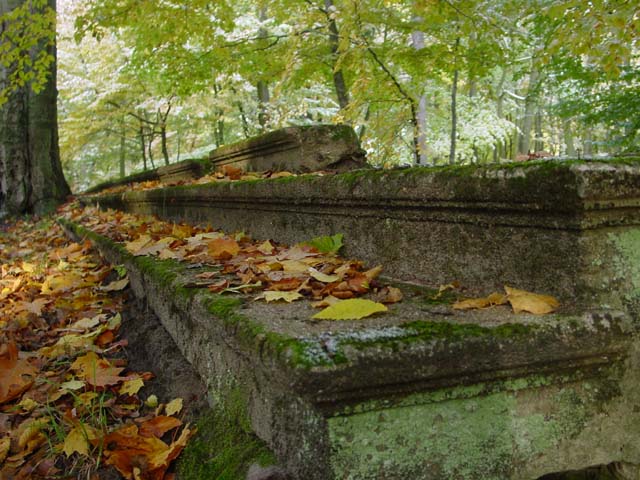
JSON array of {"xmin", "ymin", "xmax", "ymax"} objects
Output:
[{"xmin": 176, "ymin": 389, "xmax": 276, "ymax": 480}]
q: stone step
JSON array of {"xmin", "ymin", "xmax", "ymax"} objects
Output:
[
  {"xmin": 209, "ymin": 125, "xmax": 366, "ymax": 173},
  {"xmin": 59, "ymin": 216, "xmax": 640, "ymax": 480},
  {"xmin": 82, "ymin": 159, "xmax": 640, "ymax": 313},
  {"xmin": 84, "ymin": 158, "xmax": 210, "ymax": 194}
]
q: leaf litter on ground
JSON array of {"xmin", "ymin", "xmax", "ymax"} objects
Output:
[{"xmin": 0, "ymin": 218, "xmax": 193, "ymax": 479}]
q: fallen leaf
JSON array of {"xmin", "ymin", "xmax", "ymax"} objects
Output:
[
  {"xmin": 453, "ymin": 292, "xmax": 508, "ymax": 310},
  {"xmin": 311, "ymin": 295, "xmax": 341, "ymax": 308},
  {"xmin": 504, "ymin": 286, "xmax": 559, "ymax": 314},
  {"xmin": 308, "ymin": 267, "xmax": 340, "ymax": 283},
  {"xmin": 101, "ymin": 277, "xmax": 129, "ymax": 292},
  {"xmin": 302, "ymin": 233, "xmax": 343, "ymax": 254},
  {"xmin": 125, "ymin": 235, "xmax": 153, "ymax": 255},
  {"xmin": 0, "ymin": 436, "xmax": 9, "ymax": 464},
  {"xmin": 258, "ymin": 291, "xmax": 303, "ymax": 303},
  {"xmin": 145, "ymin": 395, "xmax": 159, "ymax": 408},
  {"xmin": 71, "ymin": 351, "xmax": 126, "ymax": 388},
  {"xmin": 221, "ymin": 165, "xmax": 243, "ymax": 180},
  {"xmin": 0, "ymin": 342, "xmax": 38, "ymax": 405},
  {"xmin": 257, "ymin": 240, "xmax": 275, "ymax": 255},
  {"xmin": 374, "ymin": 286, "xmax": 404, "ymax": 304},
  {"xmin": 63, "ymin": 426, "xmax": 90, "ymax": 457},
  {"xmin": 208, "ymin": 238, "xmax": 240, "ymax": 259},
  {"xmin": 119, "ymin": 378, "xmax": 145, "ymax": 396},
  {"xmin": 165, "ymin": 398, "xmax": 183, "ymax": 416},
  {"xmin": 139, "ymin": 416, "xmax": 183, "ymax": 438},
  {"xmin": 312, "ymin": 299, "xmax": 388, "ymax": 320}
]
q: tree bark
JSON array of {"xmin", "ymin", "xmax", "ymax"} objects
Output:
[
  {"xmin": 449, "ymin": 38, "xmax": 460, "ymax": 165},
  {"xmin": 324, "ymin": 0, "xmax": 350, "ymax": 112},
  {"xmin": 0, "ymin": 0, "xmax": 70, "ymax": 216},
  {"xmin": 518, "ymin": 68, "xmax": 540, "ymax": 155},
  {"xmin": 411, "ymin": 26, "xmax": 429, "ymax": 165}
]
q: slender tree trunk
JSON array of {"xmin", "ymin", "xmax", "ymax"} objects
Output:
[
  {"xmin": 236, "ymin": 101, "xmax": 250, "ymax": 138},
  {"xmin": 534, "ymin": 107, "xmax": 543, "ymax": 152},
  {"xmin": 518, "ymin": 68, "xmax": 539, "ymax": 155},
  {"xmin": 583, "ymin": 127, "xmax": 593, "ymax": 157},
  {"xmin": 449, "ymin": 67, "xmax": 459, "ymax": 165},
  {"xmin": 257, "ymin": 7, "xmax": 270, "ymax": 131},
  {"xmin": 160, "ymin": 124, "xmax": 169, "ymax": 166},
  {"xmin": 119, "ymin": 117, "xmax": 126, "ymax": 178},
  {"xmin": 324, "ymin": 0, "xmax": 350, "ymax": 112},
  {"xmin": 0, "ymin": 0, "xmax": 70, "ymax": 215},
  {"xmin": 411, "ymin": 27, "xmax": 429, "ymax": 165},
  {"xmin": 449, "ymin": 38, "xmax": 460, "ymax": 165},
  {"xmin": 139, "ymin": 124, "xmax": 147, "ymax": 170}
]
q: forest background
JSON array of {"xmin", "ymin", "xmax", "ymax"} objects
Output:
[{"xmin": 16, "ymin": 0, "xmax": 640, "ymax": 191}]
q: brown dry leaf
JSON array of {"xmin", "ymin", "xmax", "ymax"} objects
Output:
[
  {"xmin": 139, "ymin": 416, "xmax": 183, "ymax": 438},
  {"xmin": 0, "ymin": 342, "xmax": 38, "ymax": 405},
  {"xmin": 311, "ymin": 295, "xmax": 341, "ymax": 308},
  {"xmin": 257, "ymin": 240, "xmax": 275, "ymax": 255},
  {"xmin": 0, "ymin": 436, "xmax": 10, "ymax": 464},
  {"xmin": 453, "ymin": 292, "xmax": 508, "ymax": 310},
  {"xmin": 71, "ymin": 351, "xmax": 126, "ymax": 388},
  {"xmin": 374, "ymin": 286, "xmax": 404, "ymax": 304},
  {"xmin": 504, "ymin": 286, "xmax": 559, "ymax": 314},
  {"xmin": 221, "ymin": 165, "xmax": 243, "ymax": 180},
  {"xmin": 208, "ymin": 238, "xmax": 240, "ymax": 259},
  {"xmin": 125, "ymin": 235, "xmax": 153, "ymax": 255},
  {"xmin": 101, "ymin": 277, "xmax": 129, "ymax": 292},
  {"xmin": 363, "ymin": 265, "xmax": 383, "ymax": 283}
]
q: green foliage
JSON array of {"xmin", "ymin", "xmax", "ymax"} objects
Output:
[
  {"xmin": 0, "ymin": 0, "xmax": 56, "ymax": 105},
  {"xmin": 302, "ymin": 233, "xmax": 344, "ymax": 254}
]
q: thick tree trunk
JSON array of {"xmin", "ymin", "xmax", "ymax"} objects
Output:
[{"xmin": 0, "ymin": 0, "xmax": 70, "ymax": 216}]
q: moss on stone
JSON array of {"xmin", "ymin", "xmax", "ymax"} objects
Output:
[{"xmin": 176, "ymin": 388, "xmax": 276, "ymax": 480}]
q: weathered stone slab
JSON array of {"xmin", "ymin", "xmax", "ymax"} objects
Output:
[
  {"xmin": 83, "ymin": 159, "xmax": 640, "ymax": 314},
  {"xmin": 209, "ymin": 125, "xmax": 366, "ymax": 173},
  {"xmin": 60, "ymin": 218, "xmax": 640, "ymax": 480},
  {"xmin": 84, "ymin": 158, "xmax": 209, "ymax": 194}
]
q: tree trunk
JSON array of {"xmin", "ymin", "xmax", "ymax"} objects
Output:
[
  {"xmin": 563, "ymin": 119, "xmax": 576, "ymax": 156},
  {"xmin": 0, "ymin": 0, "xmax": 70, "ymax": 216},
  {"xmin": 119, "ymin": 117, "xmax": 126, "ymax": 178},
  {"xmin": 518, "ymin": 68, "xmax": 539, "ymax": 155},
  {"xmin": 449, "ymin": 66, "xmax": 459, "ymax": 165},
  {"xmin": 449, "ymin": 38, "xmax": 460, "ymax": 165},
  {"xmin": 534, "ymin": 107, "xmax": 544, "ymax": 152},
  {"xmin": 139, "ymin": 124, "xmax": 147, "ymax": 170},
  {"xmin": 411, "ymin": 26, "xmax": 429, "ymax": 165},
  {"xmin": 325, "ymin": 0, "xmax": 350, "ymax": 112},
  {"xmin": 257, "ymin": 7, "xmax": 270, "ymax": 131}
]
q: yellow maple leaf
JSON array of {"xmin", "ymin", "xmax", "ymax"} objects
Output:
[
  {"xmin": 308, "ymin": 267, "xmax": 340, "ymax": 283},
  {"xmin": 63, "ymin": 426, "xmax": 90, "ymax": 457},
  {"xmin": 453, "ymin": 292, "xmax": 508, "ymax": 310},
  {"xmin": 165, "ymin": 398, "xmax": 183, "ymax": 416},
  {"xmin": 312, "ymin": 299, "xmax": 388, "ymax": 320},
  {"xmin": 119, "ymin": 378, "xmax": 145, "ymax": 396}
]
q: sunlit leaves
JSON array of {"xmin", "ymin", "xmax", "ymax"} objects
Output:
[{"xmin": 312, "ymin": 298, "xmax": 388, "ymax": 320}]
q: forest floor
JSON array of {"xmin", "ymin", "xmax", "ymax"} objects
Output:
[{"xmin": 0, "ymin": 213, "xmax": 206, "ymax": 479}]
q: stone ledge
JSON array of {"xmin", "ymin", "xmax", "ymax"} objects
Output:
[
  {"xmin": 84, "ymin": 158, "xmax": 209, "ymax": 194},
  {"xmin": 83, "ymin": 159, "xmax": 640, "ymax": 312},
  {"xmin": 59, "ymin": 216, "xmax": 640, "ymax": 479},
  {"xmin": 209, "ymin": 125, "xmax": 366, "ymax": 173}
]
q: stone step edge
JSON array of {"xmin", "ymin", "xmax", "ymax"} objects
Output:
[{"xmin": 58, "ymin": 217, "xmax": 634, "ymax": 407}]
